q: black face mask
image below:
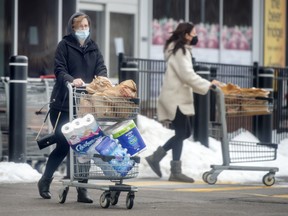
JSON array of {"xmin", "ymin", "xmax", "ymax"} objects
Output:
[{"xmin": 190, "ymin": 36, "xmax": 198, "ymax": 46}]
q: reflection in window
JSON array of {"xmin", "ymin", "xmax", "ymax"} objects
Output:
[
  {"xmin": 152, "ymin": 0, "xmax": 185, "ymax": 45},
  {"xmin": 189, "ymin": 0, "xmax": 220, "ymax": 49},
  {"xmin": 18, "ymin": 0, "xmax": 59, "ymax": 77},
  {"xmin": 152, "ymin": 0, "xmax": 220, "ymax": 49},
  {"xmin": 222, "ymin": 0, "xmax": 252, "ymax": 51}
]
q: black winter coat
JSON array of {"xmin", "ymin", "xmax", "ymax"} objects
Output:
[{"xmin": 50, "ymin": 34, "xmax": 107, "ymax": 111}]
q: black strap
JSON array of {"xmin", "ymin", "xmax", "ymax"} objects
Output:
[
  {"xmin": 36, "ymin": 90, "xmax": 68, "ymax": 123},
  {"xmin": 35, "ymin": 100, "xmax": 54, "ymax": 123}
]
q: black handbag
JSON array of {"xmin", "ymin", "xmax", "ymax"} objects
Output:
[
  {"xmin": 35, "ymin": 108, "xmax": 61, "ymax": 150},
  {"xmin": 35, "ymin": 91, "xmax": 67, "ymax": 150},
  {"xmin": 36, "ymin": 132, "xmax": 57, "ymax": 150}
]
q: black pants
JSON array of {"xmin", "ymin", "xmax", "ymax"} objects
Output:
[
  {"xmin": 43, "ymin": 108, "xmax": 70, "ymax": 178},
  {"xmin": 162, "ymin": 107, "xmax": 193, "ymax": 161}
]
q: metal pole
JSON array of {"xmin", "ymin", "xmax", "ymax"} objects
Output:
[
  {"xmin": 118, "ymin": 52, "xmax": 125, "ymax": 83},
  {"xmin": 256, "ymin": 68, "xmax": 274, "ymax": 143},
  {"xmin": 12, "ymin": 0, "xmax": 18, "ymax": 56},
  {"xmin": 193, "ymin": 64, "xmax": 210, "ymax": 147},
  {"xmin": 252, "ymin": 62, "xmax": 259, "ymax": 136},
  {"xmin": 209, "ymin": 67, "xmax": 217, "ymax": 122},
  {"xmin": 9, "ymin": 55, "xmax": 28, "ymax": 162},
  {"xmin": 119, "ymin": 60, "xmax": 139, "ymax": 125}
]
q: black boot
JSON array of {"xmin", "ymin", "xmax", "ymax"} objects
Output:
[
  {"xmin": 38, "ymin": 176, "xmax": 53, "ymax": 199},
  {"xmin": 77, "ymin": 180, "xmax": 93, "ymax": 203},
  {"xmin": 168, "ymin": 160, "xmax": 195, "ymax": 183},
  {"xmin": 145, "ymin": 146, "xmax": 167, "ymax": 177}
]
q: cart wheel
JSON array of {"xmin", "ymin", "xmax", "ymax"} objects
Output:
[
  {"xmin": 202, "ymin": 171, "xmax": 211, "ymax": 183},
  {"xmin": 262, "ymin": 173, "xmax": 275, "ymax": 186},
  {"xmin": 111, "ymin": 191, "xmax": 120, "ymax": 205},
  {"xmin": 100, "ymin": 192, "xmax": 111, "ymax": 208},
  {"xmin": 58, "ymin": 187, "xmax": 69, "ymax": 204},
  {"xmin": 126, "ymin": 192, "xmax": 135, "ymax": 209},
  {"xmin": 206, "ymin": 173, "xmax": 217, "ymax": 185}
]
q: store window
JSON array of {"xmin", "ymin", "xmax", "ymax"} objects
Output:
[
  {"xmin": 151, "ymin": 0, "xmax": 220, "ymax": 60},
  {"xmin": 221, "ymin": 0, "xmax": 252, "ymax": 64},
  {"xmin": 188, "ymin": 0, "xmax": 220, "ymax": 63},
  {"xmin": 223, "ymin": 0, "xmax": 252, "ymax": 50},
  {"xmin": 151, "ymin": 0, "xmax": 253, "ymax": 65},
  {"xmin": 110, "ymin": 13, "xmax": 134, "ymax": 78},
  {"xmin": 152, "ymin": 0, "xmax": 185, "ymax": 45},
  {"xmin": 1, "ymin": 0, "xmax": 12, "ymax": 77},
  {"xmin": 0, "ymin": 0, "xmax": 75, "ymax": 77},
  {"xmin": 189, "ymin": 0, "xmax": 220, "ymax": 49},
  {"xmin": 18, "ymin": 0, "xmax": 59, "ymax": 77}
]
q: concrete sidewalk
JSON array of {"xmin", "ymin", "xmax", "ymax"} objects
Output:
[{"xmin": 1, "ymin": 177, "xmax": 288, "ymax": 216}]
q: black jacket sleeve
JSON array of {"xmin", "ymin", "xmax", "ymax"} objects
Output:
[
  {"xmin": 94, "ymin": 44, "xmax": 107, "ymax": 77},
  {"xmin": 54, "ymin": 40, "xmax": 75, "ymax": 85}
]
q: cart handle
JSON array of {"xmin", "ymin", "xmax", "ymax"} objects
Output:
[
  {"xmin": 66, "ymin": 81, "xmax": 88, "ymax": 88},
  {"xmin": 210, "ymin": 84, "xmax": 217, "ymax": 89}
]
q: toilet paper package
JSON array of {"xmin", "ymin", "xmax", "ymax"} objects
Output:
[
  {"xmin": 82, "ymin": 113, "xmax": 98, "ymax": 134},
  {"xmin": 61, "ymin": 114, "xmax": 136, "ymax": 177},
  {"xmin": 61, "ymin": 114, "xmax": 105, "ymax": 154},
  {"xmin": 71, "ymin": 118, "xmax": 86, "ymax": 138}
]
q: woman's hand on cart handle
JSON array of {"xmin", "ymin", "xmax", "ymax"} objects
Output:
[
  {"xmin": 72, "ymin": 78, "xmax": 85, "ymax": 87},
  {"xmin": 65, "ymin": 80, "xmax": 87, "ymax": 88},
  {"xmin": 210, "ymin": 80, "xmax": 221, "ymax": 90}
]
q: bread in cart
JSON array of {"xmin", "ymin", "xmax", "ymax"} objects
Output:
[{"xmin": 219, "ymin": 82, "xmax": 271, "ymax": 116}]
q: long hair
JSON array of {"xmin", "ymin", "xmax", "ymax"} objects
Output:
[{"xmin": 164, "ymin": 22, "xmax": 195, "ymax": 55}]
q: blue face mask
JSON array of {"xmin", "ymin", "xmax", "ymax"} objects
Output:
[{"xmin": 75, "ymin": 29, "xmax": 90, "ymax": 41}]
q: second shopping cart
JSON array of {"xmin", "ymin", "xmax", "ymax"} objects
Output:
[{"xmin": 203, "ymin": 85, "xmax": 278, "ymax": 186}]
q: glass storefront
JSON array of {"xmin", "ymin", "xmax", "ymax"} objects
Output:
[
  {"xmin": 109, "ymin": 13, "xmax": 134, "ymax": 78},
  {"xmin": 151, "ymin": 0, "xmax": 253, "ymax": 65},
  {"xmin": 1, "ymin": 0, "xmax": 12, "ymax": 77},
  {"xmin": 18, "ymin": 0, "xmax": 58, "ymax": 77},
  {"xmin": 220, "ymin": 0, "xmax": 252, "ymax": 64},
  {"xmin": 0, "ymin": 0, "xmax": 286, "ymax": 78},
  {"xmin": 0, "ymin": 0, "xmax": 75, "ymax": 77},
  {"xmin": 151, "ymin": 0, "xmax": 185, "ymax": 58}
]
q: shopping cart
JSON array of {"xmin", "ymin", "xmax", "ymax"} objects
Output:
[
  {"xmin": 0, "ymin": 77, "xmax": 57, "ymax": 166},
  {"xmin": 59, "ymin": 83, "xmax": 140, "ymax": 209},
  {"xmin": 203, "ymin": 86, "xmax": 279, "ymax": 186},
  {"xmin": 26, "ymin": 77, "xmax": 57, "ymax": 172},
  {"xmin": 0, "ymin": 77, "xmax": 9, "ymax": 160}
]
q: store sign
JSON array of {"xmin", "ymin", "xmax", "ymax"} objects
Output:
[{"xmin": 264, "ymin": 0, "xmax": 286, "ymax": 67}]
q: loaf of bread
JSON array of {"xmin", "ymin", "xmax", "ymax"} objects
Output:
[
  {"xmin": 82, "ymin": 78, "xmax": 138, "ymax": 118},
  {"xmin": 240, "ymin": 87, "xmax": 270, "ymax": 115},
  {"xmin": 219, "ymin": 83, "xmax": 270, "ymax": 115},
  {"xmin": 86, "ymin": 76, "xmax": 113, "ymax": 94},
  {"xmin": 220, "ymin": 83, "xmax": 241, "ymax": 113},
  {"xmin": 78, "ymin": 98, "xmax": 94, "ymax": 117},
  {"xmin": 103, "ymin": 79, "xmax": 137, "ymax": 98},
  {"xmin": 90, "ymin": 92, "xmax": 115, "ymax": 118}
]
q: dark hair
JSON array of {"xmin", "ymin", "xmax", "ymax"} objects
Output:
[{"xmin": 164, "ymin": 22, "xmax": 195, "ymax": 55}]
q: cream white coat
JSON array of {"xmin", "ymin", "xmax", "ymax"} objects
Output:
[{"xmin": 157, "ymin": 43, "xmax": 211, "ymax": 121}]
